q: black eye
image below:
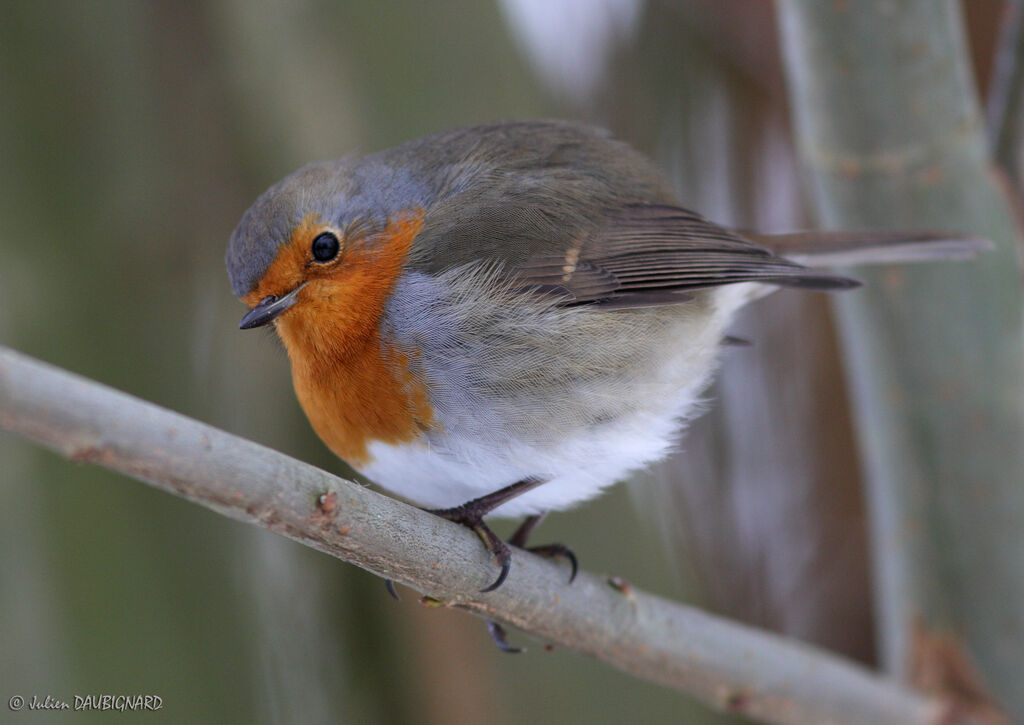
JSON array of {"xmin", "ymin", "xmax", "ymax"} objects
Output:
[{"xmin": 311, "ymin": 232, "xmax": 340, "ymax": 262}]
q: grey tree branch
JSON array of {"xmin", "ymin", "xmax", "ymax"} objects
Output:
[{"xmin": 0, "ymin": 345, "xmax": 949, "ymax": 725}]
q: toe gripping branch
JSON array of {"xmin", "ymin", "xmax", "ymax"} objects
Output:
[
  {"xmin": 483, "ymin": 511, "xmax": 579, "ymax": 653},
  {"xmin": 417, "ymin": 478, "xmax": 549, "ymax": 593},
  {"xmin": 384, "ymin": 478, "xmax": 579, "ymax": 652}
]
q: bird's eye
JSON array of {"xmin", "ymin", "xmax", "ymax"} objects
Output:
[{"xmin": 311, "ymin": 232, "xmax": 340, "ymax": 262}]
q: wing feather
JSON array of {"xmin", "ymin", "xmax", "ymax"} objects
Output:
[{"xmin": 514, "ymin": 204, "xmax": 858, "ymax": 308}]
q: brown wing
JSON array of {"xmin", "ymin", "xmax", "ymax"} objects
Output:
[{"xmin": 514, "ymin": 204, "xmax": 859, "ymax": 309}]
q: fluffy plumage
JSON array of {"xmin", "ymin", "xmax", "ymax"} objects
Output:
[{"xmin": 226, "ymin": 120, "xmax": 984, "ymax": 517}]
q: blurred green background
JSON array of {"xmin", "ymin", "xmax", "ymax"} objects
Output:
[{"xmin": 0, "ymin": 1, "xmax": 1011, "ymax": 723}]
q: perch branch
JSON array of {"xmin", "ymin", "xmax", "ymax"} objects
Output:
[{"xmin": 0, "ymin": 345, "xmax": 950, "ymax": 725}]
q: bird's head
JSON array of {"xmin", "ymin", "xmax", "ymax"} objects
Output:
[{"xmin": 226, "ymin": 160, "xmax": 426, "ymax": 359}]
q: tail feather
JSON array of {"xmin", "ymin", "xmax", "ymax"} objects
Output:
[{"xmin": 742, "ymin": 229, "xmax": 993, "ymax": 267}]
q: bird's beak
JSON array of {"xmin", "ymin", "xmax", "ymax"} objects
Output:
[{"xmin": 238, "ymin": 284, "xmax": 305, "ymax": 330}]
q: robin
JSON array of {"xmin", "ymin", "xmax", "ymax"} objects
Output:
[{"xmin": 226, "ymin": 120, "xmax": 981, "ymax": 623}]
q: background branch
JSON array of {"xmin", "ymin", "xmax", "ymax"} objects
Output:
[
  {"xmin": 777, "ymin": 1, "xmax": 1024, "ymax": 720},
  {"xmin": 0, "ymin": 345, "xmax": 950, "ymax": 725},
  {"xmin": 989, "ymin": 0, "xmax": 1024, "ymax": 187}
]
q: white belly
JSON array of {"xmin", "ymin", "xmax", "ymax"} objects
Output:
[{"xmin": 360, "ymin": 382, "xmax": 703, "ymax": 517}]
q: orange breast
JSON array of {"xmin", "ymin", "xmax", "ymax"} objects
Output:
[
  {"xmin": 288, "ymin": 332, "xmax": 433, "ymax": 466},
  {"xmin": 252, "ymin": 212, "xmax": 434, "ymax": 466}
]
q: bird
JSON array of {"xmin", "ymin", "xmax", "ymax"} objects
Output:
[{"xmin": 226, "ymin": 120, "xmax": 983, "ymax": 627}]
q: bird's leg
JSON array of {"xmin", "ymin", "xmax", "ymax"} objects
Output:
[
  {"xmin": 508, "ymin": 512, "xmax": 578, "ymax": 583},
  {"xmin": 427, "ymin": 477, "xmax": 546, "ymax": 593},
  {"xmin": 507, "ymin": 512, "xmax": 545, "ymax": 548}
]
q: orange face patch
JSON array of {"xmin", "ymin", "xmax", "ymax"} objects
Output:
[
  {"xmin": 246, "ymin": 210, "xmax": 433, "ymax": 466},
  {"xmin": 242, "ymin": 214, "xmax": 340, "ymax": 308}
]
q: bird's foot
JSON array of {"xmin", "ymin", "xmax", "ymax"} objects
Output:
[
  {"xmin": 382, "ymin": 519, "xmax": 507, "ymax": 596},
  {"xmin": 481, "ymin": 512, "xmax": 578, "ymax": 653},
  {"xmin": 430, "ymin": 502, "xmax": 513, "ymax": 592},
  {"xmin": 507, "ymin": 512, "xmax": 578, "ymax": 584},
  {"xmin": 523, "ymin": 543, "xmax": 578, "ymax": 584},
  {"xmin": 427, "ymin": 477, "xmax": 547, "ymax": 592},
  {"xmin": 385, "ymin": 480, "xmax": 581, "ymax": 654},
  {"xmin": 383, "ymin": 478, "xmax": 545, "ymax": 598}
]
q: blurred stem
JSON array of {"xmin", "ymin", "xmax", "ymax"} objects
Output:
[
  {"xmin": 777, "ymin": 0, "xmax": 1024, "ymax": 719},
  {"xmin": 989, "ymin": 0, "xmax": 1024, "ymax": 187},
  {"xmin": 0, "ymin": 345, "xmax": 956, "ymax": 725}
]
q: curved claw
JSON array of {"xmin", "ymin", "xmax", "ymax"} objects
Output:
[
  {"xmin": 384, "ymin": 579, "xmax": 400, "ymax": 601},
  {"xmin": 426, "ymin": 479, "xmax": 550, "ymax": 593},
  {"xmin": 479, "ymin": 551, "xmax": 511, "ymax": 593},
  {"xmin": 430, "ymin": 502, "xmax": 514, "ymax": 593},
  {"xmin": 527, "ymin": 543, "xmax": 579, "ymax": 584},
  {"xmin": 564, "ymin": 549, "xmax": 579, "ymax": 584},
  {"xmin": 486, "ymin": 620, "xmax": 524, "ymax": 654}
]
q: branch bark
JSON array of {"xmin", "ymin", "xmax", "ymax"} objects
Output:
[{"xmin": 0, "ymin": 345, "xmax": 952, "ymax": 725}]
